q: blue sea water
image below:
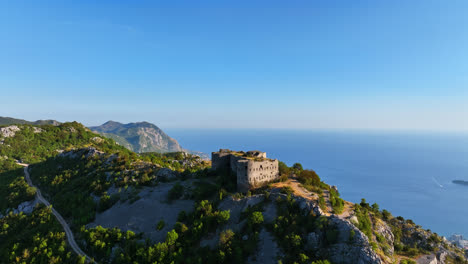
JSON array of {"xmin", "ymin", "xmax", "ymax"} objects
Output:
[{"xmin": 167, "ymin": 129, "xmax": 468, "ymax": 238}]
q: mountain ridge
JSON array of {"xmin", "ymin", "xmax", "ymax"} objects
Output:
[
  {"xmin": 90, "ymin": 120, "xmax": 183, "ymax": 153},
  {"xmin": 0, "ymin": 116, "xmax": 61, "ymax": 126}
]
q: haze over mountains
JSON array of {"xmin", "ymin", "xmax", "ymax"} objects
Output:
[{"xmin": 0, "ymin": 117, "xmax": 206, "ymax": 157}]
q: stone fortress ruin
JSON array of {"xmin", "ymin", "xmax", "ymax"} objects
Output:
[{"xmin": 211, "ymin": 149, "xmax": 280, "ymax": 192}]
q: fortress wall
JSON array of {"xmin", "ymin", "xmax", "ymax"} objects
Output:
[
  {"xmin": 230, "ymin": 155, "xmax": 244, "ymax": 173},
  {"xmin": 236, "ymin": 160, "xmax": 250, "ymax": 192},
  {"xmin": 246, "ymin": 159, "xmax": 280, "ymax": 188},
  {"xmin": 211, "ymin": 152, "xmax": 231, "ymax": 170}
]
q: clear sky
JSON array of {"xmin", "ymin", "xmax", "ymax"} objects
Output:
[{"xmin": 1, "ymin": 0, "xmax": 467, "ymax": 131}]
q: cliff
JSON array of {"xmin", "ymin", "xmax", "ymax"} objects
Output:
[{"xmin": 90, "ymin": 121, "xmax": 183, "ymax": 153}]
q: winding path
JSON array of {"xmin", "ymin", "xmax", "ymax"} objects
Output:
[{"xmin": 18, "ymin": 163, "xmax": 93, "ymax": 263}]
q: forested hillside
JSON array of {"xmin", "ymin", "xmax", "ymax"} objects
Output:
[{"xmin": 0, "ymin": 122, "xmax": 466, "ymax": 264}]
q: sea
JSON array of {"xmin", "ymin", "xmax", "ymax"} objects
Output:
[{"xmin": 167, "ymin": 129, "xmax": 468, "ymax": 238}]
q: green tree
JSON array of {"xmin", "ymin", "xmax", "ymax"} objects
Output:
[
  {"xmin": 249, "ymin": 211, "xmax": 264, "ymax": 226},
  {"xmin": 219, "ymin": 229, "xmax": 235, "ymax": 246},
  {"xmin": 156, "ymin": 220, "xmax": 165, "ymax": 231},
  {"xmin": 292, "ymin": 163, "xmax": 303, "ymax": 172},
  {"xmin": 166, "ymin": 229, "xmax": 178, "ymax": 246}
]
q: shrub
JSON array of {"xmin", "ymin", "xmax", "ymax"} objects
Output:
[
  {"xmin": 394, "ymin": 242, "xmax": 404, "ymax": 252},
  {"xmin": 400, "ymin": 259, "xmax": 416, "ymax": 264},
  {"xmin": 156, "ymin": 220, "xmax": 165, "ymax": 231},
  {"xmin": 382, "ymin": 209, "xmax": 391, "ymax": 221},
  {"xmin": 216, "ymin": 210, "xmax": 230, "ymax": 224},
  {"xmin": 219, "ymin": 229, "xmax": 235, "ymax": 246},
  {"xmin": 280, "ymin": 186, "xmax": 294, "ymax": 195},
  {"xmin": 354, "ymin": 204, "xmax": 372, "ymax": 239},
  {"xmin": 297, "ymin": 169, "xmax": 320, "ymax": 187},
  {"xmin": 249, "ymin": 211, "xmax": 264, "ymax": 226},
  {"xmin": 165, "ymin": 229, "xmax": 178, "ymax": 246},
  {"xmin": 318, "ymin": 195, "xmax": 327, "ymax": 211},
  {"xmin": 278, "ymin": 161, "xmax": 291, "ymax": 177},
  {"xmin": 280, "ymin": 174, "xmax": 289, "ymax": 182},
  {"xmin": 97, "ymin": 192, "xmax": 119, "ymax": 212},
  {"xmin": 349, "ymin": 229, "xmax": 356, "ymax": 242},
  {"xmin": 292, "ymin": 163, "xmax": 303, "ymax": 172},
  {"xmin": 376, "ymin": 233, "xmax": 385, "ymax": 243}
]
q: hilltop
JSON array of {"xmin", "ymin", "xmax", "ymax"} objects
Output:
[
  {"xmin": 0, "ymin": 122, "xmax": 466, "ymax": 264},
  {"xmin": 90, "ymin": 121, "xmax": 183, "ymax": 153},
  {"xmin": 0, "ymin": 116, "xmax": 61, "ymax": 126}
]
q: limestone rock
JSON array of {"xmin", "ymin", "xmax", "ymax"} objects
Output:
[
  {"xmin": 91, "ymin": 136, "xmax": 104, "ymax": 143},
  {"xmin": 241, "ymin": 195, "xmax": 264, "ymax": 212},
  {"xmin": 350, "ymin": 216, "xmax": 359, "ymax": 225},
  {"xmin": 33, "ymin": 127, "xmax": 43, "ymax": 133},
  {"xmin": 417, "ymin": 254, "xmax": 438, "ymax": 264},
  {"xmin": 306, "ymin": 232, "xmax": 321, "ymax": 251},
  {"xmin": 0, "ymin": 125, "xmax": 20, "ymax": 138},
  {"xmin": 327, "ymin": 216, "xmax": 383, "ymax": 264},
  {"xmin": 375, "ymin": 219, "xmax": 394, "ymax": 255},
  {"xmin": 9, "ymin": 199, "xmax": 39, "ymax": 215},
  {"xmin": 85, "ymin": 147, "xmax": 104, "ymax": 158}
]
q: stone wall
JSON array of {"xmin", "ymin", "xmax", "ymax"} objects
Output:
[
  {"xmin": 244, "ymin": 159, "xmax": 279, "ymax": 191},
  {"xmin": 211, "ymin": 151, "xmax": 231, "ymax": 170}
]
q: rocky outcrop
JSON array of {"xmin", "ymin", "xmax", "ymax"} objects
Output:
[
  {"xmin": 326, "ymin": 216, "xmax": 383, "ymax": 264},
  {"xmin": 91, "ymin": 137, "xmax": 104, "ymax": 143},
  {"xmin": 2, "ymin": 199, "xmax": 39, "ymax": 218},
  {"xmin": 0, "ymin": 125, "xmax": 20, "ymax": 138},
  {"xmin": 417, "ymin": 254, "xmax": 438, "ymax": 264},
  {"xmin": 374, "ymin": 219, "xmax": 394, "ymax": 255},
  {"xmin": 58, "ymin": 147, "xmax": 105, "ymax": 159}
]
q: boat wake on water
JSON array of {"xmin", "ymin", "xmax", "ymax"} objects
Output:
[{"xmin": 432, "ymin": 177, "xmax": 444, "ymax": 188}]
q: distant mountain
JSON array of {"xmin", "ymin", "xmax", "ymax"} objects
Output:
[
  {"xmin": 90, "ymin": 121, "xmax": 183, "ymax": 153},
  {"xmin": 0, "ymin": 116, "xmax": 61, "ymax": 126}
]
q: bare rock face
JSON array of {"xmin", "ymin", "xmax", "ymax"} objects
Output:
[
  {"xmin": 58, "ymin": 147, "xmax": 105, "ymax": 159},
  {"xmin": 306, "ymin": 232, "xmax": 321, "ymax": 251},
  {"xmin": 33, "ymin": 127, "xmax": 43, "ymax": 133},
  {"xmin": 0, "ymin": 125, "xmax": 21, "ymax": 138},
  {"xmin": 326, "ymin": 216, "xmax": 383, "ymax": 264},
  {"xmin": 91, "ymin": 137, "xmax": 104, "ymax": 143},
  {"xmin": 5, "ymin": 199, "xmax": 39, "ymax": 216},
  {"xmin": 90, "ymin": 121, "xmax": 183, "ymax": 153},
  {"xmin": 417, "ymin": 254, "xmax": 438, "ymax": 264},
  {"xmin": 375, "ymin": 219, "xmax": 394, "ymax": 255}
]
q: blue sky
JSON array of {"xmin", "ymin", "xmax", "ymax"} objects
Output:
[{"xmin": 1, "ymin": 0, "xmax": 467, "ymax": 131}]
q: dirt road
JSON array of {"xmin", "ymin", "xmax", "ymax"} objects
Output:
[{"xmin": 19, "ymin": 164, "xmax": 92, "ymax": 263}]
